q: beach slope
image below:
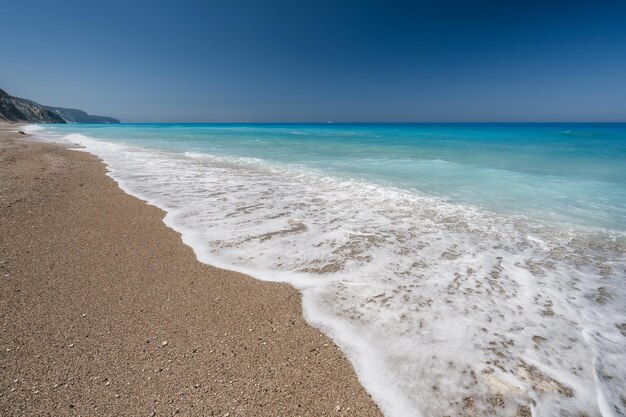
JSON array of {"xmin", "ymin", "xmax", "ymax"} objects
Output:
[{"xmin": 0, "ymin": 125, "xmax": 382, "ymax": 416}]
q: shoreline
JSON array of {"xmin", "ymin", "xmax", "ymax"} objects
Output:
[{"xmin": 0, "ymin": 124, "xmax": 383, "ymax": 416}]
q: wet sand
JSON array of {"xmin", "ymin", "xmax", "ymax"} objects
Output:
[{"xmin": 0, "ymin": 124, "xmax": 382, "ymax": 416}]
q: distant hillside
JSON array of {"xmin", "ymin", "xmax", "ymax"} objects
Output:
[
  {"xmin": 0, "ymin": 88, "xmax": 65, "ymax": 123},
  {"xmin": 26, "ymin": 102, "xmax": 121, "ymax": 124},
  {"xmin": 0, "ymin": 88, "xmax": 120, "ymax": 124}
]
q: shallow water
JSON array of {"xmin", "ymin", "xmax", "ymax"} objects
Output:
[{"xmin": 27, "ymin": 123, "xmax": 626, "ymax": 417}]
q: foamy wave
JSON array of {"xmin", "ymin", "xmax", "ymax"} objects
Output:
[
  {"xmin": 22, "ymin": 124, "xmax": 44, "ymax": 133},
  {"xmin": 32, "ymin": 128, "xmax": 626, "ymax": 417}
]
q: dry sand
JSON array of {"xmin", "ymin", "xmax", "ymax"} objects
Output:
[{"xmin": 0, "ymin": 124, "xmax": 383, "ymax": 416}]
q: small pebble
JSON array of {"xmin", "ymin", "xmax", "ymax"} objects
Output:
[
  {"xmin": 68, "ymin": 344, "xmax": 75, "ymax": 348},
  {"xmin": 161, "ymin": 341, "xmax": 168, "ymax": 347}
]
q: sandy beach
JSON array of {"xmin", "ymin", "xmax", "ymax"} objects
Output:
[{"xmin": 0, "ymin": 124, "xmax": 382, "ymax": 416}]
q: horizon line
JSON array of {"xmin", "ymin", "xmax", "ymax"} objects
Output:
[{"xmin": 105, "ymin": 120, "xmax": 626, "ymax": 125}]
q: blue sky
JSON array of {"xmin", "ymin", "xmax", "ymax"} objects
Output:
[{"xmin": 2, "ymin": 0, "xmax": 626, "ymax": 122}]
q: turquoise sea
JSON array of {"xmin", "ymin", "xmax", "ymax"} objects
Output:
[{"xmin": 28, "ymin": 123, "xmax": 626, "ymax": 417}]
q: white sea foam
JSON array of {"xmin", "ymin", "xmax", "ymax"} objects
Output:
[
  {"xmin": 22, "ymin": 124, "xmax": 44, "ymax": 133},
  {"xmin": 32, "ymin": 130, "xmax": 626, "ymax": 417}
]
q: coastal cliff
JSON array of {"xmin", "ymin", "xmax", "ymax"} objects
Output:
[
  {"xmin": 0, "ymin": 88, "xmax": 119, "ymax": 124},
  {"xmin": 0, "ymin": 89, "xmax": 65, "ymax": 123}
]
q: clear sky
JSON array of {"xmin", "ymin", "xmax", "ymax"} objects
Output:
[{"xmin": 2, "ymin": 0, "xmax": 626, "ymax": 122}]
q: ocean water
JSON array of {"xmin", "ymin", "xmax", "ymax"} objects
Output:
[{"xmin": 26, "ymin": 123, "xmax": 626, "ymax": 417}]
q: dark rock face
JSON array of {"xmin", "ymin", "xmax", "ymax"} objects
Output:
[
  {"xmin": 0, "ymin": 88, "xmax": 120, "ymax": 124},
  {"xmin": 0, "ymin": 89, "xmax": 66, "ymax": 123}
]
